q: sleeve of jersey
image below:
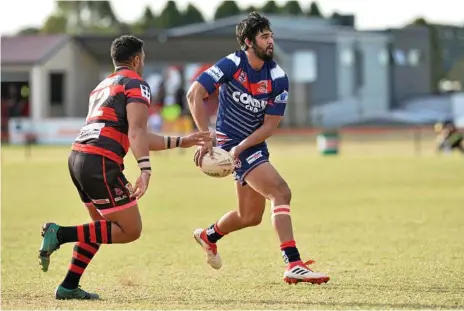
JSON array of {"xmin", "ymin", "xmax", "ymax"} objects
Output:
[
  {"xmin": 125, "ymin": 79, "xmax": 152, "ymax": 106},
  {"xmin": 266, "ymin": 76, "xmax": 289, "ymax": 116},
  {"xmin": 196, "ymin": 57, "xmax": 236, "ymax": 95}
]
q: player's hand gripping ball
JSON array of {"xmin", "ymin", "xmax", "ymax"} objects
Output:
[{"xmin": 199, "ymin": 147, "xmax": 235, "ymax": 178}]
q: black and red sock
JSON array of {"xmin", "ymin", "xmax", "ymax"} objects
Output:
[
  {"xmin": 280, "ymin": 240, "xmax": 301, "ymax": 264},
  {"xmin": 61, "ymin": 242, "xmax": 100, "ymax": 290},
  {"xmin": 205, "ymin": 223, "xmax": 225, "ymax": 244},
  {"xmin": 58, "ymin": 220, "xmax": 112, "ymax": 244}
]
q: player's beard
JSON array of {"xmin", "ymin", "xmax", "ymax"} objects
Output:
[{"xmin": 253, "ymin": 43, "xmax": 273, "ymax": 62}]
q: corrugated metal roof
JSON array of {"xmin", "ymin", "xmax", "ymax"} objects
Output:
[
  {"xmin": 1, "ymin": 34, "xmax": 69, "ymax": 65},
  {"xmin": 164, "ymin": 14, "xmax": 389, "ymax": 44}
]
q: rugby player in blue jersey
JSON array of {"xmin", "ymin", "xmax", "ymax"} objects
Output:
[{"xmin": 187, "ymin": 12, "xmax": 329, "ymax": 284}]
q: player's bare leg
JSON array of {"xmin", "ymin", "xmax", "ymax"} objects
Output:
[
  {"xmin": 39, "ymin": 203, "xmax": 143, "ymax": 276},
  {"xmin": 54, "ymin": 203, "xmax": 103, "ymax": 300},
  {"xmin": 194, "ymin": 183, "xmax": 265, "ymax": 269},
  {"xmin": 217, "ymin": 183, "xmax": 266, "ymax": 232},
  {"xmin": 245, "ymin": 163, "xmax": 330, "ymax": 285}
]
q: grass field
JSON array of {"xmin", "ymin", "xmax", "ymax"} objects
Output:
[{"xmin": 1, "ymin": 135, "xmax": 464, "ymax": 310}]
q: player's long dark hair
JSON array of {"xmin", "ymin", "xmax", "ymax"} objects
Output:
[{"xmin": 236, "ymin": 12, "xmax": 271, "ymax": 50}]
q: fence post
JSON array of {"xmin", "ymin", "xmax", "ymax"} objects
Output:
[{"xmin": 414, "ymin": 126, "xmax": 422, "ymax": 156}]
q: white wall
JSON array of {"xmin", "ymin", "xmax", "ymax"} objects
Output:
[
  {"xmin": 310, "ymin": 35, "xmax": 391, "ymax": 127},
  {"xmin": 30, "ymin": 66, "xmax": 46, "ymax": 120},
  {"xmin": 70, "ymin": 41, "xmax": 101, "ymax": 117},
  {"xmin": 357, "ymin": 38, "xmax": 390, "ymax": 116},
  {"xmin": 30, "ymin": 39, "xmax": 100, "ymax": 119}
]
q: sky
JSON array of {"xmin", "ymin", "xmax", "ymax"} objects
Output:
[{"xmin": 0, "ymin": 0, "xmax": 463, "ymax": 35}]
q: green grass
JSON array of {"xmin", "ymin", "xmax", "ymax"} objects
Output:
[{"xmin": 1, "ymin": 137, "xmax": 464, "ymax": 310}]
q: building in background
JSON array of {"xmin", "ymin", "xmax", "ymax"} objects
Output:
[
  {"xmin": 384, "ymin": 26, "xmax": 432, "ymax": 109},
  {"xmin": 434, "ymin": 25, "xmax": 464, "ymax": 92},
  {"xmin": 163, "ymin": 14, "xmax": 391, "ymax": 127},
  {"xmin": 1, "ymin": 14, "xmax": 463, "ymax": 144}
]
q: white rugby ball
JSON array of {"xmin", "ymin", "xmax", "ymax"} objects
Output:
[{"xmin": 200, "ymin": 147, "xmax": 235, "ymax": 178}]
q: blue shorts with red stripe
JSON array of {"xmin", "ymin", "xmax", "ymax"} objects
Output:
[{"xmin": 219, "ymin": 142, "xmax": 269, "ymax": 186}]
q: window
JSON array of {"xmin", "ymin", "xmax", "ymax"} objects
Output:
[
  {"xmin": 378, "ymin": 49, "xmax": 389, "ymax": 65},
  {"xmin": 340, "ymin": 49, "xmax": 354, "ymax": 67},
  {"xmin": 293, "ymin": 51, "xmax": 317, "ymax": 83},
  {"xmin": 408, "ymin": 49, "xmax": 421, "ymax": 66},
  {"xmin": 49, "ymin": 72, "xmax": 65, "ymax": 106},
  {"xmin": 393, "ymin": 49, "xmax": 406, "ymax": 65},
  {"xmin": 353, "ymin": 49, "xmax": 364, "ymax": 90}
]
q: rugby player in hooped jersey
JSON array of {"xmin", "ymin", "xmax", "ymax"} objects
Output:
[
  {"xmin": 187, "ymin": 12, "xmax": 330, "ymax": 285},
  {"xmin": 38, "ymin": 35, "xmax": 211, "ymax": 300}
]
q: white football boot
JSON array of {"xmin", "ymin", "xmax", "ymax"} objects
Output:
[
  {"xmin": 283, "ymin": 259, "xmax": 330, "ymax": 284},
  {"xmin": 193, "ymin": 228, "xmax": 222, "ymax": 269}
]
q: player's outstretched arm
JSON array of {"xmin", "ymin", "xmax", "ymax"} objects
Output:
[
  {"xmin": 147, "ymin": 132, "xmax": 212, "ymax": 151},
  {"xmin": 186, "ymin": 81, "xmax": 211, "ymax": 132}
]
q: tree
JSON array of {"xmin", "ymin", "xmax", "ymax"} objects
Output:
[
  {"xmin": 87, "ymin": 1, "xmax": 120, "ymax": 28},
  {"xmin": 15, "ymin": 0, "xmax": 122, "ymax": 35},
  {"xmin": 307, "ymin": 1, "xmax": 323, "ymax": 17},
  {"xmin": 182, "ymin": 3, "xmax": 205, "ymax": 25},
  {"xmin": 143, "ymin": 6, "xmax": 157, "ymax": 27},
  {"xmin": 55, "ymin": 0, "xmax": 86, "ymax": 33},
  {"xmin": 132, "ymin": 6, "xmax": 158, "ymax": 33},
  {"xmin": 51, "ymin": 0, "xmax": 121, "ymax": 34},
  {"xmin": 214, "ymin": 1, "xmax": 241, "ymax": 20},
  {"xmin": 281, "ymin": 1, "xmax": 304, "ymax": 15},
  {"xmin": 260, "ymin": 0, "xmax": 281, "ymax": 14},
  {"xmin": 41, "ymin": 14, "xmax": 68, "ymax": 34},
  {"xmin": 158, "ymin": 1, "xmax": 183, "ymax": 28},
  {"xmin": 17, "ymin": 27, "xmax": 40, "ymax": 35},
  {"xmin": 410, "ymin": 17, "xmax": 428, "ymax": 26},
  {"xmin": 84, "ymin": 1, "xmax": 122, "ymax": 34},
  {"xmin": 242, "ymin": 5, "xmax": 257, "ymax": 14}
]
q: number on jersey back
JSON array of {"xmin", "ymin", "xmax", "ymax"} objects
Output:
[{"xmin": 87, "ymin": 87, "xmax": 111, "ymax": 121}]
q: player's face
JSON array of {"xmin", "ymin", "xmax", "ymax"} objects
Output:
[{"xmin": 253, "ymin": 29, "xmax": 274, "ymax": 61}]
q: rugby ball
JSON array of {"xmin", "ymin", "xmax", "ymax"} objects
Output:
[{"xmin": 200, "ymin": 147, "xmax": 235, "ymax": 178}]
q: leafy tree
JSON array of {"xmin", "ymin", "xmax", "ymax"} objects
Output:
[
  {"xmin": 17, "ymin": 27, "xmax": 40, "ymax": 35},
  {"xmin": 214, "ymin": 1, "xmax": 241, "ymax": 20},
  {"xmin": 41, "ymin": 14, "xmax": 67, "ymax": 34},
  {"xmin": 307, "ymin": 1, "xmax": 323, "ymax": 17},
  {"xmin": 242, "ymin": 5, "xmax": 257, "ymax": 14},
  {"xmin": 158, "ymin": 1, "xmax": 183, "ymax": 28},
  {"xmin": 183, "ymin": 3, "xmax": 205, "ymax": 25},
  {"xmin": 132, "ymin": 6, "xmax": 158, "ymax": 33},
  {"xmin": 281, "ymin": 1, "xmax": 304, "ymax": 15},
  {"xmin": 260, "ymin": 0, "xmax": 281, "ymax": 14}
]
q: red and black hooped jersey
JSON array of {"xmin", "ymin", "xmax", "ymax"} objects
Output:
[{"xmin": 72, "ymin": 67, "xmax": 151, "ymax": 165}]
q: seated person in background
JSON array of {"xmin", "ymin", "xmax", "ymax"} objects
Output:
[{"xmin": 435, "ymin": 120, "xmax": 463, "ymax": 154}]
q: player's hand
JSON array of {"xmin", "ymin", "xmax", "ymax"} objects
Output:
[
  {"xmin": 229, "ymin": 145, "xmax": 244, "ymax": 165},
  {"xmin": 125, "ymin": 182, "xmax": 134, "ymax": 196},
  {"xmin": 181, "ymin": 131, "xmax": 213, "ymax": 148},
  {"xmin": 132, "ymin": 171, "xmax": 151, "ymax": 200},
  {"xmin": 194, "ymin": 140, "xmax": 214, "ymax": 167}
]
